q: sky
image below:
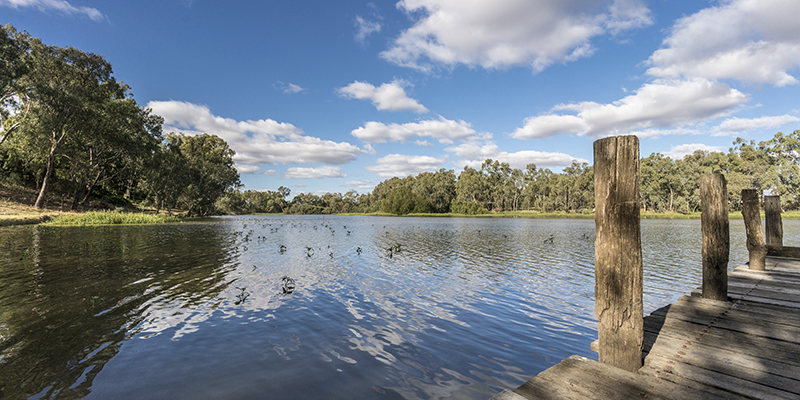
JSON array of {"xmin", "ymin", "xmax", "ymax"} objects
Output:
[{"xmin": 2, "ymin": 0, "xmax": 799, "ymax": 196}]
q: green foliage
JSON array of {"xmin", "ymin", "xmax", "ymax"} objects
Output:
[
  {"xmin": 0, "ymin": 25, "xmax": 240, "ymax": 216},
  {"xmin": 450, "ymin": 199, "xmax": 487, "ymax": 215},
  {"xmin": 382, "ymin": 186, "xmax": 431, "ymax": 215},
  {"xmin": 43, "ymin": 211, "xmax": 181, "ymax": 226}
]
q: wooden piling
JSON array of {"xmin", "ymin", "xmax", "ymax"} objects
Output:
[
  {"xmin": 593, "ymin": 135, "xmax": 643, "ymax": 372},
  {"xmin": 699, "ymin": 174, "xmax": 728, "ymax": 301},
  {"xmin": 741, "ymin": 189, "xmax": 766, "ymax": 271},
  {"xmin": 765, "ymin": 195, "xmax": 783, "ymax": 248}
]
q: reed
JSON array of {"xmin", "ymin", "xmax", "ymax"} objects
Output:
[{"xmin": 43, "ymin": 211, "xmax": 182, "ymax": 226}]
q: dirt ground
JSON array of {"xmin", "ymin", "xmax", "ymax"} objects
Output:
[{"xmin": 0, "ymin": 183, "xmax": 77, "ymax": 226}]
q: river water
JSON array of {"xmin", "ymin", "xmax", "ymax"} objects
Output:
[{"xmin": 0, "ymin": 216, "xmax": 794, "ymax": 399}]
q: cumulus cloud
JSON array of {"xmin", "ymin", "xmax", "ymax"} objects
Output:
[
  {"xmin": 337, "ymin": 80, "xmax": 428, "ymax": 113},
  {"xmin": 715, "ymin": 115, "xmax": 800, "ymax": 134},
  {"xmin": 511, "ymin": 79, "xmax": 748, "ymax": 139},
  {"xmin": 236, "ymin": 164, "xmax": 261, "ymax": 174},
  {"xmin": 147, "ymin": 100, "xmax": 367, "ymax": 166},
  {"xmin": 284, "ymin": 166, "xmax": 346, "ymax": 179},
  {"xmin": 354, "ymin": 15, "xmax": 381, "ymax": 43},
  {"xmin": 645, "ymin": 0, "xmax": 800, "ymax": 86},
  {"xmin": 345, "ymin": 179, "xmax": 374, "ymax": 190},
  {"xmin": 446, "ymin": 141, "xmax": 584, "ymax": 170},
  {"xmin": 365, "ymin": 154, "xmax": 444, "ymax": 178},
  {"xmin": 666, "ymin": 143, "xmax": 723, "ymax": 160},
  {"xmin": 381, "ymin": 0, "xmax": 651, "ymax": 72},
  {"xmin": 351, "ymin": 116, "xmax": 475, "ymax": 144},
  {"xmin": 0, "ymin": 0, "xmax": 105, "ymax": 21}
]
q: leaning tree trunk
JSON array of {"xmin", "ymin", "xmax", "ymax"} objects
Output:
[{"xmin": 34, "ymin": 144, "xmax": 57, "ymax": 209}]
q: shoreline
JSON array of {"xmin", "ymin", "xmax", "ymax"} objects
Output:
[{"xmin": 3, "ymin": 200, "xmax": 796, "ymax": 227}]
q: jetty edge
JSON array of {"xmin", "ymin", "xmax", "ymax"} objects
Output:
[{"xmin": 491, "ymin": 134, "xmax": 800, "ymax": 399}]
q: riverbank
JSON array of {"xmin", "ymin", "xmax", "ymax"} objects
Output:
[{"xmin": 0, "ymin": 183, "xmax": 180, "ymax": 226}]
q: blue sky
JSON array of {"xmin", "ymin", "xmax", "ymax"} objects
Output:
[{"xmin": 3, "ymin": 0, "xmax": 799, "ymax": 196}]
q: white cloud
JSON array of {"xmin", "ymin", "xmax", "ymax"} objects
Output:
[
  {"xmin": 382, "ymin": 0, "xmax": 651, "ymax": 72},
  {"xmin": 0, "ymin": 0, "xmax": 105, "ymax": 21},
  {"xmin": 236, "ymin": 164, "xmax": 261, "ymax": 174},
  {"xmin": 645, "ymin": 0, "xmax": 800, "ymax": 86},
  {"xmin": 414, "ymin": 140, "xmax": 432, "ymax": 147},
  {"xmin": 446, "ymin": 141, "xmax": 584, "ymax": 170},
  {"xmin": 147, "ymin": 100, "xmax": 367, "ymax": 166},
  {"xmin": 666, "ymin": 143, "xmax": 723, "ymax": 160},
  {"xmin": 284, "ymin": 83, "xmax": 306, "ymax": 94},
  {"xmin": 261, "ymin": 169, "xmax": 278, "ymax": 176},
  {"xmin": 715, "ymin": 115, "xmax": 800, "ymax": 133},
  {"xmin": 284, "ymin": 166, "xmax": 346, "ymax": 179},
  {"xmin": 345, "ymin": 179, "xmax": 375, "ymax": 189},
  {"xmin": 273, "ymin": 81, "xmax": 307, "ymax": 94},
  {"xmin": 354, "ymin": 15, "xmax": 381, "ymax": 43},
  {"xmin": 511, "ymin": 79, "xmax": 748, "ymax": 139},
  {"xmin": 365, "ymin": 154, "xmax": 444, "ymax": 178},
  {"xmin": 337, "ymin": 80, "xmax": 428, "ymax": 113},
  {"xmin": 351, "ymin": 116, "xmax": 475, "ymax": 144}
]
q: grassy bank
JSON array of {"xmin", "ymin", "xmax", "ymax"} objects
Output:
[{"xmin": 42, "ymin": 211, "xmax": 182, "ymax": 226}]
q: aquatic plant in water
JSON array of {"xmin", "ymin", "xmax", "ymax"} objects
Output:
[
  {"xmin": 281, "ymin": 276, "xmax": 296, "ymax": 294},
  {"xmin": 234, "ymin": 287, "xmax": 250, "ymax": 305}
]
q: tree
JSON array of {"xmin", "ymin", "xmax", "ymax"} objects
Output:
[
  {"xmin": 174, "ymin": 133, "xmax": 240, "ymax": 216},
  {"xmin": 16, "ymin": 40, "xmax": 123, "ymax": 208},
  {"xmin": 382, "ymin": 186, "xmax": 430, "ymax": 215},
  {"xmin": 0, "ymin": 24, "xmax": 31, "ymax": 147}
]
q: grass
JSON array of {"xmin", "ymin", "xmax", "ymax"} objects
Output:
[
  {"xmin": 42, "ymin": 211, "xmax": 182, "ymax": 226},
  {"xmin": 343, "ymin": 209, "xmax": 800, "ymax": 219}
]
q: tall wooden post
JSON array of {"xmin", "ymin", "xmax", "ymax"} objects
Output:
[
  {"xmin": 741, "ymin": 189, "xmax": 766, "ymax": 271},
  {"xmin": 700, "ymin": 174, "xmax": 729, "ymax": 301},
  {"xmin": 594, "ymin": 135, "xmax": 643, "ymax": 372},
  {"xmin": 765, "ymin": 196, "xmax": 783, "ymax": 248}
]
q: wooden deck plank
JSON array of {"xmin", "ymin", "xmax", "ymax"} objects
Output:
[
  {"xmin": 643, "ymin": 312, "xmax": 800, "ymax": 368},
  {"xmin": 550, "ymin": 355, "xmax": 740, "ymax": 400},
  {"xmin": 647, "ymin": 302, "xmax": 800, "ymax": 345},
  {"xmin": 677, "ymin": 295, "xmax": 800, "ymax": 325},
  {"xmin": 643, "ymin": 353, "xmax": 798, "ymax": 400},
  {"xmin": 535, "ymin": 356, "xmax": 681, "ymax": 400},
  {"xmin": 637, "ymin": 364, "xmax": 754, "ymax": 400},
  {"xmin": 645, "ymin": 331, "xmax": 800, "ymax": 391},
  {"xmin": 655, "ymin": 296, "xmax": 800, "ymax": 331},
  {"xmin": 691, "ymin": 287, "xmax": 800, "ymax": 309},
  {"xmin": 511, "ymin": 375, "xmax": 593, "ymax": 400}
]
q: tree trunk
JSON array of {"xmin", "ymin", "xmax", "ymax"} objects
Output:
[
  {"xmin": 593, "ymin": 135, "xmax": 643, "ymax": 372},
  {"xmin": 34, "ymin": 144, "xmax": 57, "ymax": 209}
]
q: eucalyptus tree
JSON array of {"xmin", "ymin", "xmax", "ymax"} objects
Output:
[
  {"xmin": 0, "ymin": 24, "xmax": 31, "ymax": 147},
  {"xmin": 15, "ymin": 39, "xmax": 124, "ymax": 208},
  {"xmin": 174, "ymin": 133, "xmax": 240, "ymax": 216},
  {"xmin": 63, "ymin": 98, "xmax": 162, "ymax": 209}
]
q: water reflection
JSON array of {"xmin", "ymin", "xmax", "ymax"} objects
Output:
[{"xmin": 0, "ymin": 216, "xmax": 792, "ymax": 399}]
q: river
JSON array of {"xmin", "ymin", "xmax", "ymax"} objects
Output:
[{"xmin": 0, "ymin": 216, "xmax": 793, "ymax": 399}]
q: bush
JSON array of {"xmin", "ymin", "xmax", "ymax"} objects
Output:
[
  {"xmin": 450, "ymin": 200, "xmax": 487, "ymax": 215},
  {"xmin": 382, "ymin": 187, "xmax": 431, "ymax": 215}
]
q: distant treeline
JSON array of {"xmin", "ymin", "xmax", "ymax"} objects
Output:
[
  {"xmin": 216, "ymin": 130, "xmax": 800, "ymax": 216},
  {"xmin": 1, "ymin": 24, "xmax": 240, "ymax": 216}
]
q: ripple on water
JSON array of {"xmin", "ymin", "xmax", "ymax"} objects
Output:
[{"xmin": 0, "ymin": 216, "xmax": 783, "ymax": 399}]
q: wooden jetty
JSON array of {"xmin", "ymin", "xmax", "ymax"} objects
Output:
[
  {"xmin": 492, "ymin": 257, "xmax": 800, "ymax": 400},
  {"xmin": 491, "ymin": 135, "xmax": 800, "ymax": 399}
]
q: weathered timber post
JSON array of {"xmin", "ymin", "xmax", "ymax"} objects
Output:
[
  {"xmin": 700, "ymin": 174, "xmax": 729, "ymax": 301},
  {"xmin": 765, "ymin": 195, "xmax": 783, "ymax": 248},
  {"xmin": 594, "ymin": 135, "xmax": 643, "ymax": 372},
  {"xmin": 741, "ymin": 189, "xmax": 766, "ymax": 271}
]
